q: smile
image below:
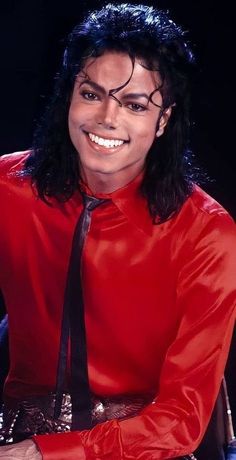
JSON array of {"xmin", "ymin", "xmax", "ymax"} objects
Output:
[{"xmin": 88, "ymin": 133, "xmax": 126, "ymax": 149}]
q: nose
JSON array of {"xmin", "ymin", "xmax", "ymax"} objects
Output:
[{"xmin": 96, "ymin": 97, "xmax": 120, "ymax": 129}]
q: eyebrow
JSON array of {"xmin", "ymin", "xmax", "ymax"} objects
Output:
[
  {"xmin": 78, "ymin": 79, "xmax": 106, "ymax": 95},
  {"xmin": 78, "ymin": 79, "xmax": 150, "ymax": 101},
  {"xmin": 122, "ymin": 93, "xmax": 149, "ymax": 101}
]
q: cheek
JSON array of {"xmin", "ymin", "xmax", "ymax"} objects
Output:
[
  {"xmin": 132, "ymin": 113, "xmax": 158, "ymax": 137},
  {"xmin": 68, "ymin": 107, "xmax": 84, "ymax": 148},
  {"xmin": 68, "ymin": 106, "xmax": 87, "ymax": 141},
  {"xmin": 68, "ymin": 117, "xmax": 76, "ymax": 146},
  {"xmin": 69, "ymin": 99, "xmax": 85, "ymax": 122},
  {"xmin": 133, "ymin": 122, "xmax": 156, "ymax": 149},
  {"xmin": 68, "ymin": 106, "xmax": 76, "ymax": 130}
]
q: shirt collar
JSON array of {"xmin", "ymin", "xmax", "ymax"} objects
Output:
[{"xmin": 79, "ymin": 173, "xmax": 153, "ymax": 236}]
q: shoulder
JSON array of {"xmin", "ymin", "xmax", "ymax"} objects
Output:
[
  {"xmin": 168, "ymin": 185, "xmax": 236, "ymax": 260},
  {"xmin": 0, "ymin": 150, "xmax": 32, "ymax": 192},
  {"xmin": 0, "ymin": 150, "xmax": 31, "ymax": 178},
  {"xmin": 190, "ymin": 185, "xmax": 232, "ymax": 218},
  {"xmin": 189, "ymin": 185, "xmax": 235, "ymax": 238},
  {"xmin": 180, "ymin": 185, "xmax": 235, "ymax": 230},
  {"xmin": 0, "ymin": 151, "xmax": 33, "ymax": 208},
  {"xmin": 174, "ymin": 186, "xmax": 236, "ymax": 268}
]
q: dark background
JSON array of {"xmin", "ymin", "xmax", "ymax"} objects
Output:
[{"xmin": 0, "ymin": 0, "xmax": 235, "ymax": 429}]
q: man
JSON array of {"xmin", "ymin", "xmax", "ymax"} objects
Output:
[{"xmin": 0, "ymin": 3, "xmax": 235, "ymax": 459}]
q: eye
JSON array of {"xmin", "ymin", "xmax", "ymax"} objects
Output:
[
  {"xmin": 81, "ymin": 90, "xmax": 99, "ymax": 101},
  {"xmin": 127, "ymin": 103, "xmax": 147, "ymax": 112}
]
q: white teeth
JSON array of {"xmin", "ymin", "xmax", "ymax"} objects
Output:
[{"xmin": 88, "ymin": 133, "xmax": 125, "ymax": 148}]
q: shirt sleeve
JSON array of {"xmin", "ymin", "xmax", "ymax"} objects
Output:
[{"xmin": 34, "ymin": 213, "xmax": 236, "ymax": 460}]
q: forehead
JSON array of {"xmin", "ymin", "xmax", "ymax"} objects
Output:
[{"xmin": 78, "ymin": 51, "xmax": 162, "ymax": 92}]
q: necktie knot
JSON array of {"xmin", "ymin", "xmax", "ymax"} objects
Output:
[{"xmin": 83, "ymin": 193, "xmax": 108, "ymax": 212}]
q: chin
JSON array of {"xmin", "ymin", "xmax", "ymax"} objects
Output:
[{"xmin": 82, "ymin": 160, "xmax": 121, "ymax": 175}]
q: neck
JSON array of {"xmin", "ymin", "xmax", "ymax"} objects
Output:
[{"xmin": 80, "ymin": 167, "xmax": 144, "ymax": 194}]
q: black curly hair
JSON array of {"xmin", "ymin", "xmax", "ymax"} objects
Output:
[{"xmin": 23, "ymin": 3, "xmax": 196, "ymax": 222}]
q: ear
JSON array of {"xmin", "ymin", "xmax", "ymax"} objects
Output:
[{"xmin": 156, "ymin": 106, "xmax": 173, "ymax": 138}]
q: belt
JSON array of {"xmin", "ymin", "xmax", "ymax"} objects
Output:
[
  {"xmin": 0, "ymin": 392, "xmax": 153, "ymax": 441},
  {"xmin": 0, "ymin": 392, "xmax": 197, "ymax": 459}
]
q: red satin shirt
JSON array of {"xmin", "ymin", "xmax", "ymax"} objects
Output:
[{"xmin": 0, "ymin": 151, "xmax": 235, "ymax": 459}]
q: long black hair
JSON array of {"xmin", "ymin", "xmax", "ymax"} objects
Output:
[{"xmin": 23, "ymin": 3, "xmax": 196, "ymax": 222}]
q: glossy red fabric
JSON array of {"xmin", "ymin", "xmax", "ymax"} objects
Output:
[{"xmin": 0, "ymin": 151, "xmax": 235, "ymax": 459}]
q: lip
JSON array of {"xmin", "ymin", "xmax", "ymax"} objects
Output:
[
  {"xmin": 84, "ymin": 131, "xmax": 129, "ymax": 154},
  {"xmin": 84, "ymin": 130, "xmax": 129, "ymax": 143}
]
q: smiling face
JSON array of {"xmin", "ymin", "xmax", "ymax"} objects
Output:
[{"xmin": 68, "ymin": 51, "xmax": 172, "ymax": 193}]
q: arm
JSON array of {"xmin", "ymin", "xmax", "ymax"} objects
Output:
[
  {"xmin": 34, "ymin": 214, "xmax": 236, "ymax": 460},
  {"xmin": 0, "ymin": 440, "xmax": 41, "ymax": 460}
]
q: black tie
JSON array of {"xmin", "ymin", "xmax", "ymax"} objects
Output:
[{"xmin": 54, "ymin": 193, "xmax": 108, "ymax": 430}]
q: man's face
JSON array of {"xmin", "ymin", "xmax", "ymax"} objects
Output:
[{"xmin": 68, "ymin": 51, "xmax": 171, "ymax": 191}]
